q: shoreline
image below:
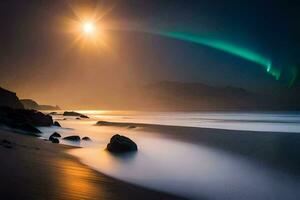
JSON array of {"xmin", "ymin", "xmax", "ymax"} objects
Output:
[
  {"xmin": 0, "ymin": 129, "xmax": 185, "ymax": 200},
  {"xmin": 96, "ymin": 121, "xmax": 300, "ymax": 175}
]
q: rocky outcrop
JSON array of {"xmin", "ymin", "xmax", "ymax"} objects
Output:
[
  {"xmin": 0, "ymin": 87, "xmax": 24, "ymax": 109},
  {"xmin": 63, "ymin": 135, "xmax": 80, "ymax": 141},
  {"xmin": 20, "ymin": 99, "xmax": 60, "ymax": 110},
  {"xmin": 107, "ymin": 134, "xmax": 138, "ymax": 153},
  {"xmin": 63, "ymin": 111, "xmax": 89, "ymax": 118},
  {"xmin": 0, "ymin": 107, "xmax": 53, "ymax": 133}
]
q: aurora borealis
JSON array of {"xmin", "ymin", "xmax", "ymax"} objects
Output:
[{"xmin": 155, "ymin": 31, "xmax": 282, "ymax": 80}]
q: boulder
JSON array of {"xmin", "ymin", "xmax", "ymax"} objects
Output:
[
  {"xmin": 82, "ymin": 136, "xmax": 91, "ymax": 141},
  {"xmin": 107, "ymin": 134, "xmax": 138, "ymax": 153},
  {"xmin": 63, "ymin": 135, "xmax": 80, "ymax": 141},
  {"xmin": 50, "ymin": 132, "xmax": 61, "ymax": 138},
  {"xmin": 50, "ymin": 137, "xmax": 59, "ymax": 143},
  {"xmin": 53, "ymin": 121, "xmax": 61, "ymax": 127}
]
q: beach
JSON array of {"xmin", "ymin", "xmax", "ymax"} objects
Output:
[
  {"xmin": 1, "ymin": 110, "xmax": 300, "ymax": 200},
  {"xmin": 0, "ymin": 129, "xmax": 184, "ymax": 200}
]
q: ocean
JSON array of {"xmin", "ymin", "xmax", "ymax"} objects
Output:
[{"xmin": 39, "ymin": 111, "xmax": 300, "ymax": 199}]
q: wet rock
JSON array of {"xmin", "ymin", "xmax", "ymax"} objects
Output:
[
  {"xmin": 50, "ymin": 132, "xmax": 61, "ymax": 138},
  {"xmin": 53, "ymin": 121, "xmax": 61, "ymax": 127},
  {"xmin": 0, "ymin": 106, "xmax": 53, "ymax": 128},
  {"xmin": 107, "ymin": 134, "xmax": 138, "ymax": 153},
  {"xmin": 63, "ymin": 135, "xmax": 80, "ymax": 141},
  {"xmin": 82, "ymin": 136, "xmax": 91, "ymax": 141},
  {"xmin": 50, "ymin": 138, "xmax": 59, "ymax": 143}
]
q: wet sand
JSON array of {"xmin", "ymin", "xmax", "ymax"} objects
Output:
[{"xmin": 0, "ymin": 129, "xmax": 185, "ymax": 200}]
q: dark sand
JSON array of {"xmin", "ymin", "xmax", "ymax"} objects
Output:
[{"xmin": 0, "ymin": 129, "xmax": 185, "ymax": 200}]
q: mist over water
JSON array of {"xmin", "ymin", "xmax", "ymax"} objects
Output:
[{"xmin": 39, "ymin": 111, "xmax": 300, "ymax": 199}]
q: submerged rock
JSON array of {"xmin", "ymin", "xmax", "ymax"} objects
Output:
[
  {"xmin": 82, "ymin": 136, "xmax": 91, "ymax": 141},
  {"xmin": 50, "ymin": 132, "xmax": 61, "ymax": 138},
  {"xmin": 53, "ymin": 121, "xmax": 61, "ymax": 127},
  {"xmin": 63, "ymin": 135, "xmax": 80, "ymax": 141},
  {"xmin": 107, "ymin": 134, "xmax": 138, "ymax": 153}
]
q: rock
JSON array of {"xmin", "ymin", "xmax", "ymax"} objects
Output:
[
  {"xmin": 0, "ymin": 87, "xmax": 24, "ymax": 109},
  {"xmin": 76, "ymin": 117, "xmax": 81, "ymax": 120},
  {"xmin": 20, "ymin": 99, "xmax": 39, "ymax": 110},
  {"xmin": 0, "ymin": 107, "xmax": 53, "ymax": 127},
  {"xmin": 63, "ymin": 135, "xmax": 80, "ymax": 141},
  {"xmin": 63, "ymin": 111, "xmax": 88, "ymax": 118},
  {"xmin": 96, "ymin": 121, "xmax": 111, "ymax": 126},
  {"xmin": 50, "ymin": 137, "xmax": 59, "ymax": 143},
  {"xmin": 20, "ymin": 99, "xmax": 60, "ymax": 110},
  {"xmin": 107, "ymin": 134, "xmax": 138, "ymax": 153},
  {"xmin": 50, "ymin": 132, "xmax": 61, "ymax": 138},
  {"xmin": 82, "ymin": 136, "xmax": 91, "ymax": 141},
  {"xmin": 49, "ymin": 112, "xmax": 57, "ymax": 115},
  {"xmin": 15, "ymin": 123, "xmax": 41, "ymax": 133},
  {"xmin": 128, "ymin": 125, "xmax": 136, "ymax": 129},
  {"xmin": 53, "ymin": 121, "xmax": 61, "ymax": 127}
]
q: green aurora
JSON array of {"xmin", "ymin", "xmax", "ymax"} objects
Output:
[{"xmin": 156, "ymin": 31, "xmax": 281, "ymax": 80}]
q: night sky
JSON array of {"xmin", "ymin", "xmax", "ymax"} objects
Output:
[{"xmin": 0, "ymin": 0, "xmax": 299, "ymax": 108}]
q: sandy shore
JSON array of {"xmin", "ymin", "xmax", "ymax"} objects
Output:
[{"xmin": 0, "ymin": 129, "xmax": 185, "ymax": 200}]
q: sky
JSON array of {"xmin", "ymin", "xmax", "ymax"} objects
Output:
[{"xmin": 0, "ymin": 0, "xmax": 299, "ymax": 109}]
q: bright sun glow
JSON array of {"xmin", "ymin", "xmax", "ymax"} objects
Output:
[{"xmin": 83, "ymin": 22, "xmax": 95, "ymax": 34}]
